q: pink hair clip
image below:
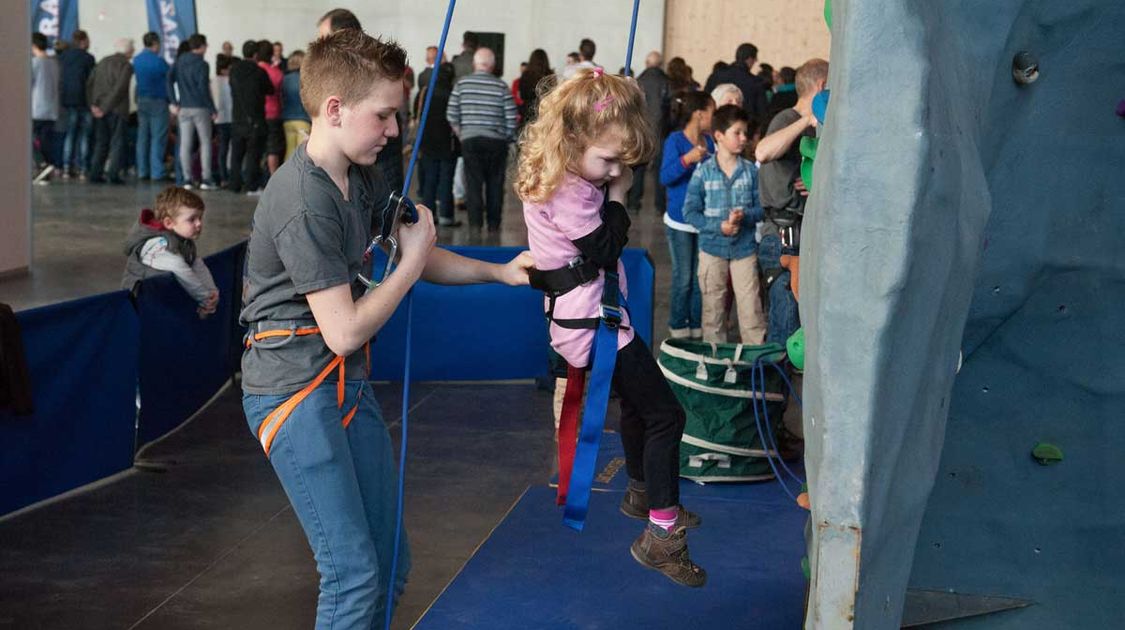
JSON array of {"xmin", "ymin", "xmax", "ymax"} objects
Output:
[
  {"xmin": 592, "ymin": 67, "xmax": 604, "ymax": 78},
  {"xmin": 594, "ymin": 95, "xmax": 615, "ymax": 112}
]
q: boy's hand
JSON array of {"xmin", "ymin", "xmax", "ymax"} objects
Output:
[
  {"xmin": 721, "ymin": 221, "xmax": 739, "ymax": 237},
  {"xmin": 805, "ymin": 114, "xmax": 819, "ymax": 130},
  {"xmin": 607, "ymin": 168, "xmax": 633, "ymax": 204},
  {"xmin": 729, "ymin": 208, "xmax": 745, "ymax": 225},
  {"xmin": 397, "ymin": 203, "xmax": 436, "ymax": 272},
  {"xmin": 795, "ymin": 177, "xmax": 809, "ymax": 197},
  {"xmin": 497, "ymin": 251, "xmax": 536, "ymax": 286}
]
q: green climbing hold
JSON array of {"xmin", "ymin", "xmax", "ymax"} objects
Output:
[
  {"xmin": 787, "ymin": 327, "xmax": 806, "ymax": 371},
  {"xmin": 801, "ymin": 556, "xmax": 811, "ymax": 580},
  {"xmin": 1032, "ymin": 442, "xmax": 1063, "ymax": 465},
  {"xmin": 824, "ymin": 0, "xmax": 832, "ymax": 29}
]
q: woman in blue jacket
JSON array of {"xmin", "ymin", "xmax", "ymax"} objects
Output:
[{"xmin": 660, "ymin": 91, "xmax": 715, "ymax": 339}]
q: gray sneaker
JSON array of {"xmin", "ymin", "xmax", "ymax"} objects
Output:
[{"xmin": 630, "ymin": 523, "xmax": 707, "ymax": 588}]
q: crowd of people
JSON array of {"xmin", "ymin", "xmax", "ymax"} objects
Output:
[{"xmin": 30, "ymin": 30, "xmax": 310, "ymax": 193}]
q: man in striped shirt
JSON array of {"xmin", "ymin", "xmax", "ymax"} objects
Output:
[{"xmin": 447, "ymin": 47, "xmax": 517, "ymax": 230}]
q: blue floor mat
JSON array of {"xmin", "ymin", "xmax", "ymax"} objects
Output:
[{"xmin": 414, "ymin": 485, "xmax": 808, "ymax": 630}]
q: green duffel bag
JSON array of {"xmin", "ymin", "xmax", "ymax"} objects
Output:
[{"xmin": 657, "ymin": 338, "xmax": 788, "ymax": 483}]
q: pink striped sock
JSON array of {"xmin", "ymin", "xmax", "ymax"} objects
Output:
[{"xmin": 649, "ymin": 507, "xmax": 678, "ymax": 532}]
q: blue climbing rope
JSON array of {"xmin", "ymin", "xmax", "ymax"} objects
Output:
[
  {"xmin": 385, "ymin": 1, "xmax": 457, "ymax": 628},
  {"xmin": 749, "ymin": 355, "xmax": 806, "ymax": 503},
  {"xmin": 624, "ymin": 0, "xmax": 641, "ymax": 77}
]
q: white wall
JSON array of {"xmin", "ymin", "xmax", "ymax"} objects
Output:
[
  {"xmin": 79, "ymin": 0, "xmax": 665, "ymax": 85},
  {"xmin": 1, "ymin": 0, "xmax": 32, "ymax": 276}
]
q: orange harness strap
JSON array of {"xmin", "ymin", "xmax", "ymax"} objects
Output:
[{"xmin": 248, "ymin": 326, "xmax": 366, "ymax": 457}]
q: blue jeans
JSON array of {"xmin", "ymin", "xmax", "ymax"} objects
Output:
[
  {"xmin": 243, "ymin": 380, "xmax": 411, "ymax": 629},
  {"xmin": 420, "ymin": 155, "xmax": 455, "ymax": 220},
  {"xmin": 136, "ymin": 98, "xmax": 169, "ymax": 179},
  {"xmin": 666, "ymin": 226, "xmax": 702, "ymax": 332},
  {"xmin": 62, "ymin": 107, "xmax": 93, "ymax": 173},
  {"xmin": 758, "ymin": 233, "xmax": 801, "ymax": 345}
]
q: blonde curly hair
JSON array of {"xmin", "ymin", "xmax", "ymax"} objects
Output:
[{"xmin": 516, "ymin": 69, "xmax": 656, "ymax": 203}]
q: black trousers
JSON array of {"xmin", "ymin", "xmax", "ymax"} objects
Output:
[
  {"xmin": 610, "ymin": 336, "xmax": 687, "ymax": 510},
  {"xmin": 89, "ymin": 112, "xmax": 127, "ymax": 181},
  {"xmin": 229, "ymin": 121, "xmax": 266, "ymax": 193},
  {"xmin": 461, "ymin": 136, "xmax": 509, "ymax": 228}
]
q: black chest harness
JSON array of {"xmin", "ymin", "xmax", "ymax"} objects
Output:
[{"xmin": 528, "ymin": 256, "xmax": 628, "ymax": 332}]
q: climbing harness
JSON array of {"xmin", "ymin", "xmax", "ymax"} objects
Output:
[{"xmin": 244, "ymin": 323, "xmax": 370, "ymax": 457}]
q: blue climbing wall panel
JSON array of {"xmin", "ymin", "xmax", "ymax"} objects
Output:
[{"xmin": 801, "ymin": 0, "xmax": 1125, "ymax": 627}]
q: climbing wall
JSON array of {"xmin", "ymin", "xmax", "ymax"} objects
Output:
[{"xmin": 800, "ymin": 0, "xmax": 1125, "ymax": 627}]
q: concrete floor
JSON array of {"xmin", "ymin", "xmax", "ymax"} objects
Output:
[{"xmin": 0, "ymin": 168, "xmax": 674, "ymax": 629}]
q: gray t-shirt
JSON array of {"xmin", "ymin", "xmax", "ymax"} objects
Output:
[
  {"xmin": 32, "ymin": 56, "xmax": 60, "ymax": 121},
  {"xmin": 758, "ymin": 108, "xmax": 812, "ymax": 212},
  {"xmin": 240, "ymin": 144, "xmax": 387, "ymax": 395}
]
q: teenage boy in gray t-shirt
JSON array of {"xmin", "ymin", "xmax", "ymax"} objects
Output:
[{"xmin": 240, "ymin": 30, "xmax": 532, "ymax": 627}]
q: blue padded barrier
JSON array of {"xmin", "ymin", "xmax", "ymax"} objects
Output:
[
  {"xmin": 0, "ymin": 292, "xmax": 139, "ymax": 515},
  {"xmin": 370, "ymin": 247, "xmax": 654, "ymax": 381},
  {"xmin": 135, "ymin": 243, "xmax": 245, "ymax": 446}
]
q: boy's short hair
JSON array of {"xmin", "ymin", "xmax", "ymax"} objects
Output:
[
  {"xmin": 796, "ymin": 59, "xmax": 829, "ymax": 97},
  {"xmin": 301, "ymin": 29, "xmax": 407, "ymax": 118},
  {"xmin": 713, "ymin": 104, "xmax": 749, "ymax": 135},
  {"xmin": 188, "ymin": 33, "xmax": 207, "ymax": 50},
  {"xmin": 72, "ymin": 30, "xmax": 89, "ymax": 45},
  {"xmin": 241, "ymin": 40, "xmax": 257, "ymax": 59},
  {"xmin": 142, "ymin": 32, "xmax": 160, "ymax": 49},
  {"xmin": 32, "ymin": 32, "xmax": 48, "ymax": 51},
  {"xmin": 255, "ymin": 40, "xmax": 273, "ymax": 63},
  {"xmin": 579, "ymin": 38, "xmax": 596, "ymax": 61},
  {"xmin": 320, "ymin": 8, "xmax": 362, "ymax": 33},
  {"xmin": 735, "ymin": 43, "xmax": 758, "ymax": 65},
  {"xmin": 288, "ymin": 50, "xmax": 305, "ymax": 70},
  {"xmin": 154, "ymin": 187, "xmax": 205, "ymax": 222},
  {"xmin": 462, "ymin": 31, "xmax": 479, "ymax": 49},
  {"xmin": 216, "ymin": 54, "xmax": 233, "ymax": 74},
  {"xmin": 779, "ymin": 66, "xmax": 797, "ymax": 85}
]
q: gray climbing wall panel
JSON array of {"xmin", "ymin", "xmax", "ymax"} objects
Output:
[{"xmin": 801, "ymin": 0, "xmax": 1125, "ymax": 628}]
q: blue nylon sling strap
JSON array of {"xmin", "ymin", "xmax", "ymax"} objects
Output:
[
  {"xmin": 562, "ymin": 271, "xmax": 624, "ymax": 531},
  {"xmin": 561, "ymin": 0, "xmax": 642, "ymax": 531}
]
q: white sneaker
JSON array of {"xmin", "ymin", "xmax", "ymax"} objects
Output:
[
  {"xmin": 33, "ymin": 164, "xmax": 54, "ymax": 184},
  {"xmin": 183, "ymin": 183, "xmax": 194, "ymax": 190},
  {"xmin": 246, "ymin": 189, "xmax": 263, "ymax": 197},
  {"xmin": 199, "ymin": 182, "xmax": 218, "ymax": 191}
]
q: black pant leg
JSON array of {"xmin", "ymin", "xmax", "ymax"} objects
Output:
[
  {"xmin": 461, "ymin": 138, "xmax": 486, "ymax": 227},
  {"xmin": 611, "ymin": 336, "xmax": 686, "ymax": 510},
  {"xmin": 484, "ymin": 139, "xmax": 507, "ymax": 229},
  {"xmin": 228, "ymin": 129, "xmax": 247, "ymax": 192}
]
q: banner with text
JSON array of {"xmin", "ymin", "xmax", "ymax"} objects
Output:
[
  {"xmin": 145, "ymin": 0, "xmax": 197, "ymax": 64},
  {"xmin": 30, "ymin": 0, "xmax": 79, "ymax": 47}
]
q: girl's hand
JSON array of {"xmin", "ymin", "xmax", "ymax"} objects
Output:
[{"xmin": 607, "ymin": 168, "xmax": 633, "ymax": 204}]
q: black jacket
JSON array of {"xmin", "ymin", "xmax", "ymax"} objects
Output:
[
  {"xmin": 703, "ymin": 64, "xmax": 769, "ymax": 122},
  {"xmin": 230, "ymin": 58, "xmax": 273, "ymax": 128}
]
